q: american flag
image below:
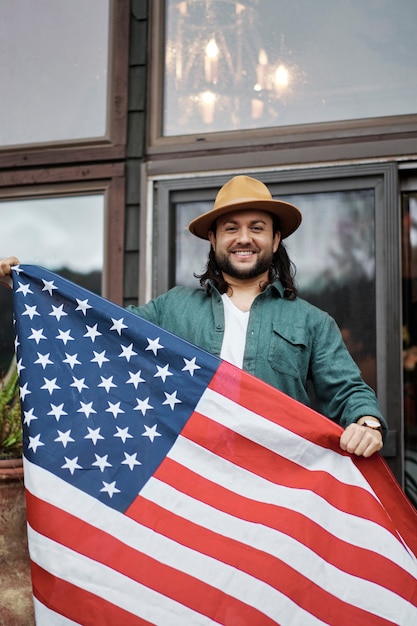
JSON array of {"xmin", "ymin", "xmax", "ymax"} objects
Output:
[{"xmin": 13, "ymin": 265, "xmax": 417, "ymax": 625}]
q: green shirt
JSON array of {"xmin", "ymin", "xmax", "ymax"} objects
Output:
[{"xmin": 128, "ymin": 280, "xmax": 385, "ymax": 432}]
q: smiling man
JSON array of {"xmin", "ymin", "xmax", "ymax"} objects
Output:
[{"xmin": 0, "ymin": 175, "xmax": 386, "ymax": 457}]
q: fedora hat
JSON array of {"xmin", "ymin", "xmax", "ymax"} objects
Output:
[{"xmin": 188, "ymin": 175, "xmax": 302, "ymax": 240}]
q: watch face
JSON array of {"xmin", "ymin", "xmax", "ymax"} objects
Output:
[{"xmin": 363, "ymin": 420, "xmax": 382, "ymax": 430}]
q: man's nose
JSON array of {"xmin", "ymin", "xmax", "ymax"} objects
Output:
[{"xmin": 236, "ymin": 227, "xmax": 251, "ymax": 243}]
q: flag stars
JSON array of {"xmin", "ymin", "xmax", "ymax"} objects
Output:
[
  {"xmin": 28, "ymin": 328, "xmax": 46, "ymax": 344},
  {"xmin": 105, "ymin": 401, "xmax": 125, "ymax": 418},
  {"xmin": 48, "ymin": 403, "xmax": 68, "ymax": 422},
  {"xmin": 84, "ymin": 427, "xmax": 104, "ymax": 445},
  {"xmin": 42, "ymin": 279, "xmax": 58, "ymax": 296},
  {"xmin": 122, "ymin": 451, "xmax": 142, "ymax": 470},
  {"xmin": 62, "ymin": 457, "xmax": 82, "ymax": 475},
  {"xmin": 126, "ymin": 370, "xmax": 145, "ymax": 389},
  {"xmin": 16, "ymin": 282, "xmax": 33, "ymax": 296},
  {"xmin": 154, "ymin": 364, "xmax": 173, "ymax": 383},
  {"xmin": 92, "ymin": 454, "xmax": 112, "ymax": 472},
  {"xmin": 19, "ymin": 382, "xmax": 31, "ymax": 401},
  {"xmin": 110, "ymin": 317, "xmax": 128, "ymax": 335},
  {"xmin": 41, "ymin": 377, "xmax": 61, "ymax": 395},
  {"xmin": 90, "ymin": 350, "xmax": 109, "ymax": 368},
  {"xmin": 75, "ymin": 299, "xmax": 92, "ymax": 315},
  {"xmin": 63, "ymin": 353, "xmax": 81, "ymax": 369},
  {"xmin": 119, "ymin": 343, "xmax": 137, "ymax": 362},
  {"xmin": 84, "ymin": 324, "xmax": 102, "ymax": 342},
  {"xmin": 77, "ymin": 401, "xmax": 97, "ymax": 418},
  {"xmin": 142, "ymin": 424, "xmax": 161, "ymax": 442},
  {"xmin": 16, "ymin": 358, "xmax": 25, "ymax": 374},
  {"xmin": 34, "ymin": 352, "xmax": 53, "ymax": 369},
  {"xmin": 100, "ymin": 481, "xmax": 120, "ymax": 498},
  {"xmin": 98, "ymin": 375, "xmax": 117, "ymax": 393},
  {"xmin": 70, "ymin": 377, "xmax": 89, "ymax": 393},
  {"xmin": 182, "ymin": 356, "xmax": 201, "ymax": 376},
  {"xmin": 23, "ymin": 408, "xmax": 38, "ymax": 426},
  {"xmin": 134, "ymin": 396, "xmax": 153, "ymax": 416},
  {"xmin": 54, "ymin": 430, "xmax": 75, "ymax": 448},
  {"xmin": 22, "ymin": 304, "xmax": 40, "ymax": 320},
  {"xmin": 56, "ymin": 329, "xmax": 74, "ymax": 345},
  {"xmin": 163, "ymin": 390, "xmax": 182, "ymax": 410},
  {"xmin": 114, "ymin": 426, "xmax": 133, "ymax": 443},
  {"xmin": 49, "ymin": 304, "xmax": 67, "ymax": 321},
  {"xmin": 28, "ymin": 434, "xmax": 44, "ymax": 453},
  {"xmin": 146, "ymin": 337, "xmax": 164, "ymax": 356}
]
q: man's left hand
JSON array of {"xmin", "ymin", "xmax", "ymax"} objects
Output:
[{"xmin": 339, "ymin": 417, "xmax": 383, "ymax": 457}]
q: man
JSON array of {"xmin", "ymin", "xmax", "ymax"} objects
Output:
[{"xmin": 0, "ymin": 175, "xmax": 385, "ymax": 457}]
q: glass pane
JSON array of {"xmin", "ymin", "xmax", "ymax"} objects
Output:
[
  {"xmin": 163, "ymin": 0, "xmax": 417, "ymax": 136},
  {"xmin": 0, "ymin": 194, "xmax": 104, "ymax": 374},
  {"xmin": 0, "ymin": 0, "xmax": 109, "ymax": 147},
  {"xmin": 402, "ymin": 192, "xmax": 417, "ymax": 507},
  {"xmin": 175, "ymin": 189, "xmax": 376, "ymax": 390}
]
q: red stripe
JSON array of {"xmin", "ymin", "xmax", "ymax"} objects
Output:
[
  {"xmin": 153, "ymin": 455, "xmax": 417, "ymax": 607},
  {"xmin": 31, "ymin": 561, "xmax": 151, "ymax": 626},
  {"xmin": 182, "ymin": 411, "xmax": 401, "ymax": 535},
  {"xmin": 26, "ymin": 490, "xmax": 278, "ymax": 625}
]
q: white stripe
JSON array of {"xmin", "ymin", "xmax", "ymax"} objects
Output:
[
  {"xmin": 142, "ymin": 475, "xmax": 417, "ymax": 624},
  {"xmin": 197, "ymin": 388, "xmax": 375, "ymax": 493},
  {"xmin": 28, "ymin": 525, "xmax": 217, "ymax": 626},
  {"xmin": 24, "ymin": 459, "xmax": 326, "ymax": 625},
  {"xmin": 168, "ymin": 435, "xmax": 417, "ymax": 577},
  {"xmin": 33, "ymin": 597, "xmax": 81, "ymax": 625}
]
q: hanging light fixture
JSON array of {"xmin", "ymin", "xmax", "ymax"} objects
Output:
[{"xmin": 164, "ymin": 0, "xmax": 300, "ymax": 135}]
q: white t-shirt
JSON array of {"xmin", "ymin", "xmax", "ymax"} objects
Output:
[{"xmin": 220, "ymin": 294, "xmax": 250, "ymax": 368}]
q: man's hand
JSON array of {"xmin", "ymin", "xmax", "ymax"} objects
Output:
[
  {"xmin": 0, "ymin": 256, "xmax": 20, "ymax": 288},
  {"xmin": 340, "ymin": 417, "xmax": 383, "ymax": 457}
]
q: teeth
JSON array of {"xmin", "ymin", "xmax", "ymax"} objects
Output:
[{"xmin": 234, "ymin": 251, "xmax": 253, "ymax": 256}]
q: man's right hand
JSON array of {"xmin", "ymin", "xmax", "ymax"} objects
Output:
[{"xmin": 0, "ymin": 256, "xmax": 20, "ymax": 288}]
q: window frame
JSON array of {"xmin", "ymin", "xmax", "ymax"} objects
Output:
[
  {"xmin": 0, "ymin": 0, "xmax": 129, "ymax": 168},
  {"xmin": 148, "ymin": 0, "xmax": 417, "ymax": 168}
]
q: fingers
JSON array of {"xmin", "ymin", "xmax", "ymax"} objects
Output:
[
  {"xmin": 0, "ymin": 256, "xmax": 20, "ymax": 288},
  {"xmin": 340, "ymin": 423, "xmax": 383, "ymax": 458}
]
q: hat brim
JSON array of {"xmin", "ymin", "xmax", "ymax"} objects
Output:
[{"xmin": 188, "ymin": 197, "xmax": 302, "ymax": 240}]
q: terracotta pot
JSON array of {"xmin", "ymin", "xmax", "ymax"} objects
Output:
[{"xmin": 0, "ymin": 456, "xmax": 24, "ymax": 480}]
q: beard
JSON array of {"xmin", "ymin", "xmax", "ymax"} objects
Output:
[{"xmin": 214, "ymin": 249, "xmax": 273, "ymax": 280}]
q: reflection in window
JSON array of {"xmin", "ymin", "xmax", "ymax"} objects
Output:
[
  {"xmin": 163, "ymin": 0, "xmax": 417, "ymax": 136},
  {"xmin": 0, "ymin": 194, "xmax": 104, "ymax": 374},
  {"xmin": 175, "ymin": 189, "xmax": 376, "ymax": 391},
  {"xmin": 0, "ymin": 0, "xmax": 109, "ymax": 147},
  {"xmin": 402, "ymin": 193, "xmax": 417, "ymax": 507}
]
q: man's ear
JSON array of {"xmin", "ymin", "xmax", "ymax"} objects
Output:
[
  {"xmin": 273, "ymin": 231, "xmax": 281, "ymax": 253},
  {"xmin": 208, "ymin": 230, "xmax": 216, "ymax": 250}
]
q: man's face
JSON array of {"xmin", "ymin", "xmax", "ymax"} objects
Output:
[{"xmin": 208, "ymin": 209, "xmax": 281, "ymax": 281}]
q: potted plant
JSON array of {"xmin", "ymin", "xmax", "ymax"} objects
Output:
[{"xmin": 0, "ymin": 357, "xmax": 23, "ymax": 477}]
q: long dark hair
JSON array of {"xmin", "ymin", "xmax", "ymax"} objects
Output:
[{"xmin": 195, "ymin": 218, "xmax": 298, "ymax": 300}]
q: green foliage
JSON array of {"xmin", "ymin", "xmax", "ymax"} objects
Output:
[{"xmin": 0, "ymin": 364, "xmax": 22, "ymax": 458}]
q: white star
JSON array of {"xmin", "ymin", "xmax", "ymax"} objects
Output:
[
  {"xmin": 48, "ymin": 403, "xmax": 68, "ymax": 421},
  {"xmin": 163, "ymin": 390, "xmax": 182, "ymax": 410},
  {"xmin": 98, "ymin": 375, "xmax": 117, "ymax": 392},
  {"xmin": 100, "ymin": 481, "xmax": 120, "ymax": 498},
  {"xmin": 49, "ymin": 304, "xmax": 67, "ymax": 321},
  {"xmin": 146, "ymin": 337, "xmax": 164, "ymax": 356},
  {"xmin": 84, "ymin": 324, "xmax": 102, "ymax": 342},
  {"xmin": 142, "ymin": 424, "xmax": 161, "ymax": 442},
  {"xmin": 126, "ymin": 370, "xmax": 145, "ymax": 389},
  {"xmin": 84, "ymin": 427, "xmax": 104, "ymax": 445},
  {"xmin": 154, "ymin": 363, "xmax": 173, "ymax": 383},
  {"xmin": 134, "ymin": 396, "xmax": 153, "ymax": 416},
  {"xmin": 54, "ymin": 430, "xmax": 75, "ymax": 448},
  {"xmin": 16, "ymin": 282, "xmax": 33, "ymax": 296},
  {"xmin": 23, "ymin": 408, "xmax": 38, "ymax": 426},
  {"xmin": 77, "ymin": 401, "xmax": 97, "ymax": 418},
  {"xmin": 34, "ymin": 352, "xmax": 53, "ymax": 369},
  {"xmin": 114, "ymin": 426, "xmax": 133, "ymax": 443},
  {"xmin": 110, "ymin": 317, "xmax": 128, "ymax": 335},
  {"xmin": 41, "ymin": 377, "xmax": 61, "ymax": 395},
  {"xmin": 14, "ymin": 336, "xmax": 20, "ymax": 350},
  {"xmin": 42, "ymin": 279, "xmax": 58, "ymax": 296},
  {"xmin": 56, "ymin": 329, "xmax": 74, "ymax": 345},
  {"xmin": 28, "ymin": 328, "xmax": 46, "ymax": 344},
  {"xmin": 119, "ymin": 343, "xmax": 137, "ymax": 362},
  {"xmin": 92, "ymin": 454, "xmax": 112, "ymax": 472},
  {"xmin": 182, "ymin": 357, "xmax": 201, "ymax": 376},
  {"xmin": 62, "ymin": 457, "xmax": 82, "ymax": 475},
  {"xmin": 121, "ymin": 451, "xmax": 141, "ymax": 470},
  {"xmin": 19, "ymin": 382, "xmax": 31, "ymax": 401},
  {"xmin": 16, "ymin": 358, "xmax": 25, "ymax": 374},
  {"xmin": 63, "ymin": 353, "xmax": 81, "ymax": 369},
  {"xmin": 90, "ymin": 350, "xmax": 109, "ymax": 368},
  {"xmin": 70, "ymin": 376, "xmax": 88, "ymax": 392},
  {"xmin": 105, "ymin": 401, "xmax": 124, "ymax": 418},
  {"xmin": 28, "ymin": 434, "xmax": 44, "ymax": 453},
  {"xmin": 22, "ymin": 304, "xmax": 40, "ymax": 320},
  {"xmin": 75, "ymin": 299, "xmax": 92, "ymax": 315},
  {"xmin": 12, "ymin": 265, "xmax": 22, "ymax": 275}
]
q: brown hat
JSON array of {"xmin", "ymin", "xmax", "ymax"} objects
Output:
[{"xmin": 188, "ymin": 175, "xmax": 302, "ymax": 240}]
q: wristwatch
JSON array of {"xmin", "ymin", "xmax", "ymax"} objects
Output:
[{"xmin": 360, "ymin": 419, "xmax": 383, "ymax": 435}]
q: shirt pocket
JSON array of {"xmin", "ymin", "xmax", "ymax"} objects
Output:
[{"xmin": 267, "ymin": 322, "xmax": 308, "ymax": 379}]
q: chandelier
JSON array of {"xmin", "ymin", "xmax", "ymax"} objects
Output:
[{"xmin": 164, "ymin": 0, "xmax": 300, "ymax": 136}]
